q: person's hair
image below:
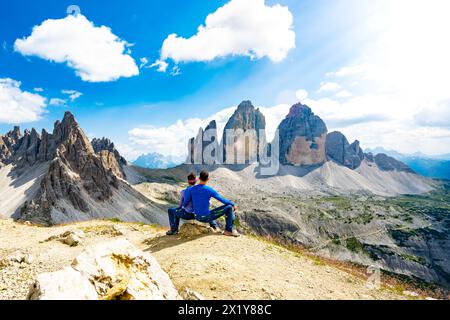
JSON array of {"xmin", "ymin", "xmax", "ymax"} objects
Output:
[
  {"xmin": 199, "ymin": 170, "xmax": 209, "ymax": 182},
  {"xmin": 187, "ymin": 172, "xmax": 197, "ymax": 185}
]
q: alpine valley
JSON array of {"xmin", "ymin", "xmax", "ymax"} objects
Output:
[{"xmin": 1, "ymin": 101, "xmax": 449, "ymax": 298}]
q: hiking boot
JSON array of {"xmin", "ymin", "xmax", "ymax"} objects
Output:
[
  {"xmin": 210, "ymin": 226, "xmax": 222, "ymax": 233},
  {"xmin": 223, "ymin": 230, "xmax": 240, "ymax": 237},
  {"xmin": 166, "ymin": 229, "xmax": 178, "ymax": 236}
]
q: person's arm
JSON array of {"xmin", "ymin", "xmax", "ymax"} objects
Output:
[
  {"xmin": 182, "ymin": 188, "xmax": 191, "ymax": 208},
  {"xmin": 178, "ymin": 190, "xmax": 184, "ymax": 209},
  {"xmin": 209, "ymin": 187, "xmax": 235, "ymax": 207}
]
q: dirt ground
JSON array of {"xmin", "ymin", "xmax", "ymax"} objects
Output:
[{"xmin": 0, "ymin": 219, "xmax": 408, "ymax": 300}]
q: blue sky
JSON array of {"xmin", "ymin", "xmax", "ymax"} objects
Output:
[{"xmin": 1, "ymin": 0, "xmax": 450, "ymax": 159}]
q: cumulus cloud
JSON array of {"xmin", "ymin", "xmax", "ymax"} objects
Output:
[
  {"xmin": 295, "ymin": 89, "xmax": 308, "ymax": 102},
  {"xmin": 61, "ymin": 89, "xmax": 82, "ymax": 102},
  {"xmin": 14, "ymin": 14, "xmax": 139, "ymax": 82},
  {"xmin": 33, "ymin": 87, "xmax": 44, "ymax": 92},
  {"xmin": 0, "ymin": 78, "xmax": 47, "ymax": 123},
  {"xmin": 156, "ymin": 0, "xmax": 295, "ymax": 70},
  {"xmin": 317, "ymin": 82, "xmax": 341, "ymax": 93},
  {"xmin": 49, "ymin": 98, "xmax": 67, "ymax": 106},
  {"xmin": 149, "ymin": 59, "xmax": 169, "ymax": 73},
  {"xmin": 326, "ymin": 64, "xmax": 369, "ymax": 77},
  {"xmin": 314, "ymin": 0, "xmax": 450, "ymax": 154},
  {"xmin": 335, "ymin": 90, "xmax": 352, "ymax": 98}
]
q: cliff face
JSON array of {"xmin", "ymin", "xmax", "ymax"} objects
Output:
[
  {"xmin": 326, "ymin": 131, "xmax": 364, "ymax": 169},
  {"xmin": 222, "ymin": 101, "xmax": 266, "ymax": 164},
  {"xmin": 278, "ymin": 103, "xmax": 328, "ymax": 166},
  {"xmin": 0, "ymin": 111, "xmax": 164, "ymax": 226},
  {"xmin": 19, "ymin": 112, "xmax": 122, "ymax": 224},
  {"xmin": 187, "ymin": 120, "xmax": 220, "ymax": 165}
]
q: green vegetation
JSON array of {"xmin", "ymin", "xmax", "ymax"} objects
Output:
[
  {"xmin": 346, "ymin": 237, "xmax": 363, "ymax": 253},
  {"xmin": 400, "ymin": 253, "xmax": 427, "ymax": 265}
]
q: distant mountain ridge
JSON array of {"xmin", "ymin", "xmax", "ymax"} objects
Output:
[
  {"xmin": 366, "ymin": 147, "xmax": 450, "ymax": 179},
  {"xmin": 133, "ymin": 152, "xmax": 184, "ymax": 169}
]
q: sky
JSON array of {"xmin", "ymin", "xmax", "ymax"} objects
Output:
[{"xmin": 1, "ymin": 0, "xmax": 450, "ymax": 160}]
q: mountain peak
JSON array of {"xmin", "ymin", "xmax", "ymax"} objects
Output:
[
  {"xmin": 61, "ymin": 111, "xmax": 77, "ymax": 127},
  {"xmin": 236, "ymin": 100, "xmax": 255, "ymax": 111},
  {"xmin": 286, "ymin": 102, "xmax": 312, "ymax": 119}
]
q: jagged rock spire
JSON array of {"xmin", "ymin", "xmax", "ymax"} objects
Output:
[{"xmin": 278, "ymin": 103, "xmax": 328, "ymax": 166}]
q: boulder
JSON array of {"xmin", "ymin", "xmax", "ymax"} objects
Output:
[
  {"xmin": 0, "ymin": 250, "xmax": 33, "ymax": 268},
  {"xmin": 45, "ymin": 230, "xmax": 85, "ymax": 247},
  {"xmin": 27, "ymin": 267, "xmax": 98, "ymax": 300},
  {"xmin": 178, "ymin": 221, "xmax": 215, "ymax": 238},
  {"xmin": 28, "ymin": 239, "xmax": 180, "ymax": 300}
]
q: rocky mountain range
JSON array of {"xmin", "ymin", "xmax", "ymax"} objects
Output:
[
  {"xmin": 0, "ymin": 112, "xmax": 166, "ymax": 226},
  {"xmin": 187, "ymin": 100, "xmax": 416, "ymax": 175},
  {"xmin": 366, "ymin": 147, "xmax": 450, "ymax": 180},
  {"xmin": 133, "ymin": 152, "xmax": 184, "ymax": 169}
]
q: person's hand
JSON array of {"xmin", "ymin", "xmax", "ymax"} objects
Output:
[{"xmin": 233, "ymin": 205, "xmax": 238, "ymax": 213}]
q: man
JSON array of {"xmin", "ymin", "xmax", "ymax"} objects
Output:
[
  {"xmin": 167, "ymin": 172, "xmax": 219, "ymax": 235},
  {"xmin": 182, "ymin": 170, "xmax": 239, "ymax": 237}
]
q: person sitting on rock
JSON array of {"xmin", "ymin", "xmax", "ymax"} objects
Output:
[
  {"xmin": 166, "ymin": 172, "xmax": 219, "ymax": 235},
  {"xmin": 181, "ymin": 170, "xmax": 239, "ymax": 237}
]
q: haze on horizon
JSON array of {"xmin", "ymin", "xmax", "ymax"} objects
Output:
[{"xmin": 1, "ymin": 0, "xmax": 449, "ymax": 161}]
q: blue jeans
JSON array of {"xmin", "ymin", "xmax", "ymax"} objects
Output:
[
  {"xmin": 168, "ymin": 208, "xmax": 219, "ymax": 231},
  {"xmin": 196, "ymin": 205, "xmax": 235, "ymax": 232}
]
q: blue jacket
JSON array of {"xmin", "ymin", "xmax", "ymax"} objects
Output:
[
  {"xmin": 179, "ymin": 188, "xmax": 194, "ymax": 214},
  {"xmin": 182, "ymin": 184, "xmax": 234, "ymax": 217}
]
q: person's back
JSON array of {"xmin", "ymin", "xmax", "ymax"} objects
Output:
[
  {"xmin": 179, "ymin": 188, "xmax": 194, "ymax": 214},
  {"xmin": 188, "ymin": 184, "xmax": 230, "ymax": 218},
  {"xmin": 182, "ymin": 170, "xmax": 239, "ymax": 237}
]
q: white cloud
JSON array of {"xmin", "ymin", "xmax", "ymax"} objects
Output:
[
  {"xmin": 33, "ymin": 87, "xmax": 44, "ymax": 92},
  {"xmin": 312, "ymin": 0, "xmax": 450, "ymax": 154},
  {"xmin": 14, "ymin": 14, "xmax": 139, "ymax": 82},
  {"xmin": 149, "ymin": 59, "xmax": 169, "ymax": 73},
  {"xmin": 326, "ymin": 64, "xmax": 369, "ymax": 77},
  {"xmin": 0, "ymin": 78, "xmax": 47, "ymax": 123},
  {"xmin": 295, "ymin": 89, "xmax": 308, "ymax": 102},
  {"xmin": 61, "ymin": 89, "xmax": 82, "ymax": 102},
  {"xmin": 335, "ymin": 90, "xmax": 352, "ymax": 98},
  {"xmin": 49, "ymin": 98, "xmax": 67, "ymax": 106},
  {"xmin": 125, "ymin": 107, "xmax": 234, "ymax": 159},
  {"xmin": 317, "ymin": 82, "xmax": 341, "ymax": 93},
  {"xmin": 157, "ymin": 0, "xmax": 295, "ymax": 69},
  {"xmin": 139, "ymin": 57, "xmax": 149, "ymax": 68}
]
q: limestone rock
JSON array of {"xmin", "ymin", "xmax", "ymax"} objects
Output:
[
  {"xmin": 326, "ymin": 131, "xmax": 364, "ymax": 169},
  {"xmin": 18, "ymin": 112, "xmax": 125, "ymax": 224},
  {"xmin": 92, "ymin": 137, "xmax": 127, "ymax": 177},
  {"xmin": 178, "ymin": 221, "xmax": 215, "ymax": 238},
  {"xmin": 187, "ymin": 120, "xmax": 221, "ymax": 165},
  {"xmin": 278, "ymin": 103, "xmax": 327, "ymax": 166},
  {"xmin": 0, "ymin": 250, "xmax": 33, "ymax": 268},
  {"xmin": 182, "ymin": 288, "xmax": 205, "ymax": 300},
  {"xmin": 27, "ymin": 267, "xmax": 99, "ymax": 300},
  {"xmin": 76, "ymin": 239, "xmax": 180, "ymax": 300},
  {"xmin": 45, "ymin": 230, "xmax": 85, "ymax": 247},
  {"xmin": 222, "ymin": 101, "xmax": 266, "ymax": 164},
  {"xmin": 28, "ymin": 239, "xmax": 180, "ymax": 300}
]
